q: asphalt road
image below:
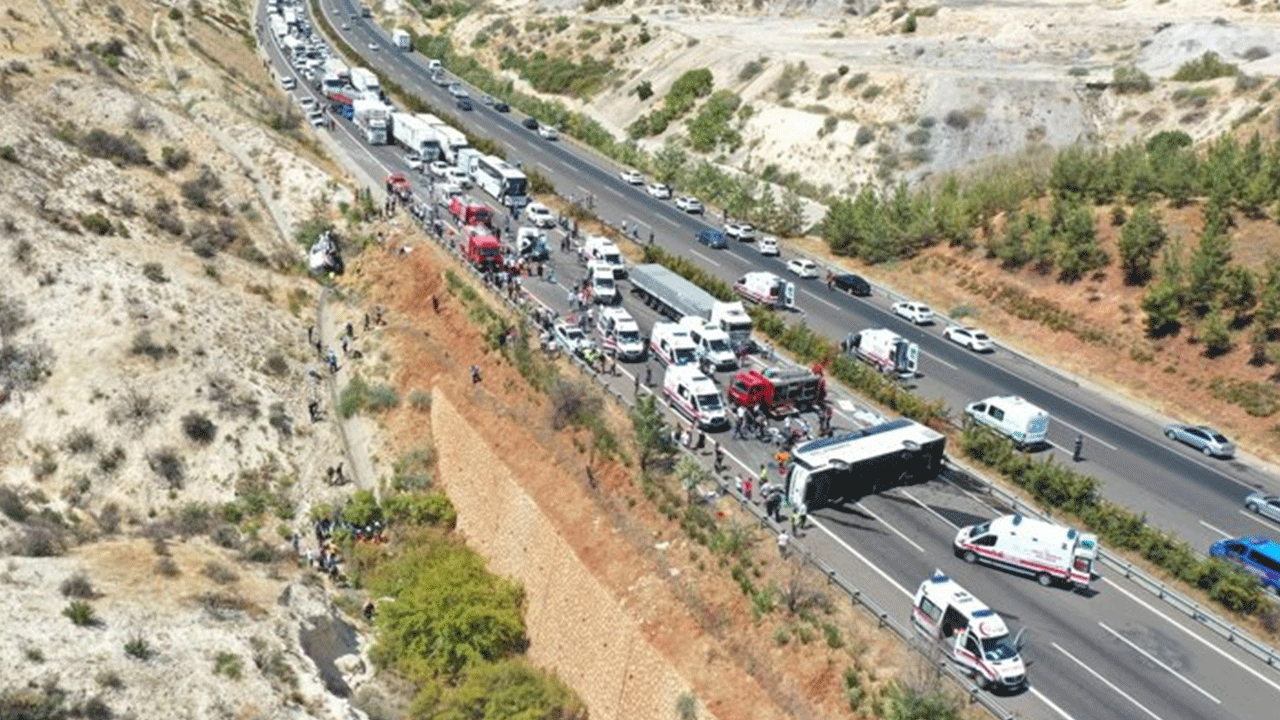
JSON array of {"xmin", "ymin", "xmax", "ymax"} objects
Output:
[{"xmin": 259, "ymin": 2, "xmax": 1280, "ymax": 718}]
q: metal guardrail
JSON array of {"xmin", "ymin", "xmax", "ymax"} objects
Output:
[{"xmin": 943, "ymin": 455, "xmax": 1280, "ymax": 672}]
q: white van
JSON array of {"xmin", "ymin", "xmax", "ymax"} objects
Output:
[
  {"xmin": 911, "ymin": 571, "xmax": 1028, "ymax": 692},
  {"xmin": 581, "ymin": 235, "xmax": 627, "ymax": 279},
  {"xmin": 597, "ymin": 307, "xmax": 645, "ymax": 361},
  {"xmin": 649, "ymin": 322, "xmax": 698, "ymax": 367},
  {"xmin": 955, "ymin": 514, "xmax": 1098, "ymax": 588},
  {"xmin": 279, "ymin": 76, "xmax": 297, "ymax": 90},
  {"xmin": 663, "ymin": 365, "xmax": 728, "ymax": 430},
  {"xmin": 677, "ymin": 316, "xmax": 737, "ymax": 372},
  {"xmin": 964, "ymin": 395, "xmax": 1050, "ymax": 449},
  {"xmin": 587, "ymin": 261, "xmax": 619, "ymax": 305}
]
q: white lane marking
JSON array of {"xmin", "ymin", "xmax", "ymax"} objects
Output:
[
  {"xmin": 1053, "ymin": 641, "xmax": 1165, "ymax": 720},
  {"xmin": 1029, "ymin": 687, "xmax": 1079, "ymax": 720},
  {"xmin": 687, "ymin": 249, "xmax": 721, "ymax": 268},
  {"xmin": 1240, "ymin": 509, "xmax": 1280, "ymax": 531},
  {"xmin": 1053, "ymin": 419, "xmax": 1120, "ymax": 451},
  {"xmin": 656, "ymin": 213, "xmax": 682, "ymax": 231},
  {"xmin": 810, "ymin": 519, "xmax": 913, "ymax": 598},
  {"xmin": 851, "ymin": 501, "xmax": 925, "ymax": 553},
  {"xmin": 1098, "ymin": 622, "xmax": 1221, "ymax": 704},
  {"xmin": 899, "ymin": 489, "xmax": 957, "ymax": 529},
  {"xmin": 1198, "ymin": 520, "xmax": 1231, "ymax": 540},
  {"xmin": 928, "ymin": 353, "xmax": 957, "ymax": 370},
  {"xmin": 1100, "ymin": 577, "xmax": 1280, "ymax": 696},
  {"xmin": 797, "ymin": 289, "xmax": 841, "ymax": 312}
]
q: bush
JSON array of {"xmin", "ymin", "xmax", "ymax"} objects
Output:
[
  {"xmin": 0, "ymin": 145, "xmax": 17, "ymax": 163},
  {"xmin": 130, "ymin": 330, "xmax": 172, "ymax": 361},
  {"xmin": 738, "ymin": 58, "xmax": 765, "ymax": 83},
  {"xmin": 1172, "ymin": 51, "xmax": 1238, "ymax": 81},
  {"xmin": 180, "ymin": 167, "xmax": 223, "ymax": 211},
  {"xmin": 1208, "ymin": 377, "xmax": 1279, "ymax": 416},
  {"xmin": 1112, "ymin": 64, "xmax": 1154, "ymax": 94},
  {"xmin": 202, "ymin": 561, "xmax": 239, "ymax": 584},
  {"xmin": 147, "ymin": 447, "xmax": 185, "ymax": 489},
  {"xmin": 154, "ymin": 556, "xmax": 180, "ymax": 577},
  {"xmin": 60, "ymin": 572, "xmax": 98, "ymax": 599},
  {"xmin": 855, "ymin": 125, "xmax": 875, "ymax": 146},
  {"xmin": 64, "ymin": 427, "xmax": 98, "ymax": 455},
  {"xmin": 161, "ymin": 145, "xmax": 191, "ymax": 171},
  {"xmin": 141, "ymin": 262, "xmax": 168, "ymax": 283},
  {"xmin": 262, "ymin": 353, "xmax": 288, "ymax": 377},
  {"xmin": 124, "ymin": 636, "xmax": 154, "ymax": 660},
  {"xmin": 64, "ymin": 600, "xmax": 99, "ymax": 627},
  {"xmin": 80, "ymin": 212, "xmax": 113, "ymax": 236},
  {"xmin": 81, "ymin": 128, "xmax": 149, "ymax": 165},
  {"xmin": 635, "ymin": 80, "xmax": 653, "ymax": 101},
  {"xmin": 181, "ymin": 412, "xmax": 217, "ymax": 444},
  {"xmin": 213, "ymin": 651, "xmax": 243, "ymax": 679}
]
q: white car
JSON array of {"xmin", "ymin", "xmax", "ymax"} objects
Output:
[
  {"xmin": 299, "ymin": 96, "xmax": 317, "ymax": 110},
  {"xmin": 307, "ymin": 111, "xmax": 326, "ymax": 128},
  {"xmin": 446, "ymin": 167, "xmax": 470, "ymax": 188},
  {"xmin": 619, "ymin": 168, "xmax": 644, "ymax": 185},
  {"xmin": 786, "ymin": 258, "xmax": 819, "ymax": 279},
  {"xmin": 646, "ymin": 183, "xmax": 672, "ymax": 200},
  {"xmin": 892, "ymin": 301, "xmax": 935, "ymax": 325},
  {"xmin": 724, "ymin": 222, "xmax": 755, "ymax": 241},
  {"xmin": 758, "ymin": 236, "xmax": 779, "ymax": 256},
  {"xmin": 368, "ymin": 43, "xmax": 378, "ymax": 51},
  {"xmin": 428, "ymin": 160, "xmax": 451, "ymax": 179},
  {"xmin": 675, "ymin": 196, "xmax": 704, "ymax": 214},
  {"xmin": 553, "ymin": 322, "xmax": 589, "ymax": 355},
  {"xmin": 448, "ymin": 83, "xmax": 467, "ymax": 98},
  {"xmin": 943, "ymin": 325, "xmax": 994, "ymax": 352},
  {"xmin": 526, "ymin": 202, "xmax": 556, "ymax": 229},
  {"xmin": 538, "ymin": 125, "xmax": 559, "ymax": 140},
  {"xmin": 404, "ymin": 152, "xmax": 423, "ymax": 171}
]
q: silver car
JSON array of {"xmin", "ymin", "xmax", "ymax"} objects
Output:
[
  {"xmin": 1163, "ymin": 423, "xmax": 1235, "ymax": 458},
  {"xmin": 1245, "ymin": 492, "xmax": 1280, "ymax": 524}
]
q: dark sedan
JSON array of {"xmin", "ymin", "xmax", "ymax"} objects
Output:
[
  {"xmin": 522, "ymin": 117, "xmax": 539, "ymax": 130},
  {"xmin": 830, "ymin": 273, "xmax": 871, "ymax": 296},
  {"xmin": 494, "ymin": 101, "xmax": 509, "ymax": 112}
]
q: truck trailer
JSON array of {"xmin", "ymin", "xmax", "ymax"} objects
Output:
[
  {"xmin": 352, "ymin": 98, "xmax": 390, "ymax": 145},
  {"xmin": 350, "ymin": 67, "xmax": 380, "ymax": 96},
  {"xmin": 432, "ymin": 124, "xmax": 469, "ymax": 164},
  {"xmin": 628, "ymin": 264, "xmax": 753, "ymax": 350},
  {"xmin": 784, "ymin": 418, "xmax": 944, "ymax": 508},
  {"xmin": 392, "ymin": 29, "xmax": 411, "ymax": 50},
  {"xmin": 390, "ymin": 112, "xmax": 442, "ymax": 160}
]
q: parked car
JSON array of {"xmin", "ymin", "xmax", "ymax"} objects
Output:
[
  {"xmin": 1163, "ymin": 423, "xmax": 1236, "ymax": 458},
  {"xmin": 619, "ymin": 168, "xmax": 644, "ymax": 185},
  {"xmin": 646, "ymin": 183, "xmax": 671, "ymax": 199},
  {"xmin": 1209, "ymin": 535, "xmax": 1280, "ymax": 594},
  {"xmin": 448, "ymin": 83, "xmax": 467, "ymax": 98},
  {"xmin": 538, "ymin": 125, "xmax": 559, "ymax": 140},
  {"xmin": 456, "ymin": 97, "xmax": 473, "ymax": 111},
  {"xmin": 553, "ymin": 322, "xmax": 589, "ymax": 356},
  {"xmin": 480, "ymin": 94, "xmax": 494, "ymax": 106},
  {"xmin": 307, "ymin": 110, "xmax": 326, "ymax": 127},
  {"xmin": 494, "ymin": 101, "xmax": 510, "ymax": 112},
  {"xmin": 526, "ymin": 202, "xmax": 556, "ymax": 229},
  {"xmin": 830, "ymin": 273, "xmax": 870, "ymax": 296},
  {"xmin": 724, "ymin": 222, "xmax": 755, "ymax": 241},
  {"xmin": 1245, "ymin": 493, "xmax": 1280, "ymax": 524},
  {"xmin": 404, "ymin": 152, "xmax": 423, "ymax": 171},
  {"xmin": 428, "ymin": 161, "xmax": 451, "ymax": 179},
  {"xmin": 299, "ymin": 96, "xmax": 317, "ymax": 110},
  {"xmin": 522, "ymin": 117, "xmax": 539, "ymax": 130},
  {"xmin": 786, "ymin": 258, "xmax": 819, "ymax": 279},
  {"xmin": 696, "ymin": 230, "xmax": 727, "ymax": 249},
  {"xmin": 892, "ymin": 301, "xmax": 935, "ymax": 325},
  {"xmin": 279, "ymin": 76, "xmax": 297, "ymax": 90},
  {"xmin": 368, "ymin": 42, "xmax": 378, "ymax": 51},
  {"xmin": 675, "ymin": 196, "xmax": 704, "ymax": 213},
  {"xmin": 758, "ymin": 237, "xmax": 779, "ymax": 256},
  {"xmin": 943, "ymin": 326, "xmax": 994, "ymax": 352}
]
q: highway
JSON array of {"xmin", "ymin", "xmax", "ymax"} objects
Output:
[{"xmin": 258, "ymin": 2, "xmax": 1280, "ymax": 718}]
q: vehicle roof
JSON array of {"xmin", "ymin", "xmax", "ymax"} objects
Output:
[
  {"xmin": 1227, "ymin": 535, "xmax": 1280, "ymax": 553},
  {"xmin": 986, "ymin": 514, "xmax": 1092, "ymax": 549},
  {"xmin": 974, "ymin": 395, "xmax": 1044, "ymax": 413},
  {"xmin": 600, "ymin": 307, "xmax": 633, "ymax": 320},
  {"xmin": 918, "ymin": 573, "xmax": 1010, "ymax": 637},
  {"xmin": 666, "ymin": 364, "xmax": 714, "ymax": 385},
  {"xmin": 792, "ymin": 419, "xmax": 943, "ymax": 469}
]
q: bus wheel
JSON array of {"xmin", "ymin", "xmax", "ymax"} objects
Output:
[
  {"xmin": 1036, "ymin": 572, "xmax": 1053, "ymax": 587},
  {"xmin": 962, "ymin": 550, "xmax": 978, "ymax": 564}
]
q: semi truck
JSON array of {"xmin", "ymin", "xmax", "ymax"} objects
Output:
[
  {"xmin": 390, "ymin": 112, "xmax": 442, "ymax": 160},
  {"xmin": 733, "ymin": 271, "xmax": 794, "ymax": 309},
  {"xmin": 955, "ymin": 513, "xmax": 1098, "ymax": 588},
  {"xmin": 465, "ymin": 228, "xmax": 502, "ymax": 272},
  {"xmin": 911, "ymin": 571, "xmax": 1028, "ymax": 692},
  {"xmin": 433, "ymin": 124, "xmax": 469, "ymax": 164},
  {"xmin": 392, "ymin": 29, "xmax": 411, "ymax": 50},
  {"xmin": 449, "ymin": 196, "xmax": 493, "ymax": 228},
  {"xmin": 784, "ymin": 419, "xmax": 945, "ymax": 508},
  {"xmin": 844, "ymin": 328, "xmax": 918, "ymax": 380},
  {"xmin": 628, "ymin": 264, "xmax": 753, "ymax": 350},
  {"xmin": 352, "ymin": 98, "xmax": 390, "ymax": 145},
  {"xmin": 350, "ymin": 67, "xmax": 380, "ymax": 96},
  {"xmin": 727, "ymin": 365, "xmax": 824, "ymax": 417}
]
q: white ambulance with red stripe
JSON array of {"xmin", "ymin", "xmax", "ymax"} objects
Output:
[
  {"xmin": 954, "ymin": 513, "xmax": 1097, "ymax": 588},
  {"xmin": 649, "ymin": 322, "xmax": 698, "ymax": 367},
  {"xmin": 911, "ymin": 571, "xmax": 1028, "ymax": 692},
  {"xmin": 662, "ymin": 365, "xmax": 728, "ymax": 430},
  {"xmin": 733, "ymin": 271, "xmax": 794, "ymax": 309}
]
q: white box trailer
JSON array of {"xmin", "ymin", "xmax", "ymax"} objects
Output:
[
  {"xmin": 911, "ymin": 571, "xmax": 1028, "ymax": 692},
  {"xmin": 390, "ymin": 112, "xmax": 442, "ymax": 160},
  {"xmin": 663, "ymin": 365, "xmax": 729, "ymax": 430},
  {"xmin": 628, "ymin": 264, "xmax": 753, "ymax": 350},
  {"xmin": 844, "ymin": 328, "xmax": 918, "ymax": 380},
  {"xmin": 350, "ymin": 67, "xmax": 380, "ymax": 95},
  {"xmin": 954, "ymin": 514, "xmax": 1098, "ymax": 588},
  {"xmin": 392, "ymin": 29, "xmax": 411, "ymax": 50},
  {"xmin": 964, "ymin": 395, "xmax": 1050, "ymax": 449},
  {"xmin": 785, "ymin": 419, "xmax": 944, "ymax": 508},
  {"xmin": 433, "ymin": 124, "xmax": 469, "ymax": 164}
]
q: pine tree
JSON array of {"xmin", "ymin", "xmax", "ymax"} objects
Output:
[
  {"xmin": 988, "ymin": 211, "xmax": 1030, "ymax": 269},
  {"xmin": 779, "ymin": 190, "xmax": 805, "ymax": 238},
  {"xmin": 753, "ymin": 184, "xmax": 780, "ymax": 235},
  {"xmin": 1222, "ymin": 265, "xmax": 1257, "ymax": 323},
  {"xmin": 932, "ymin": 176, "xmax": 970, "ymax": 247},
  {"xmin": 1186, "ymin": 226, "xmax": 1233, "ymax": 314},
  {"xmin": 652, "ymin": 142, "xmax": 688, "ymax": 187},
  {"xmin": 1055, "ymin": 202, "xmax": 1108, "ymax": 283},
  {"xmin": 1117, "ymin": 202, "xmax": 1167, "ymax": 285},
  {"xmin": 1199, "ymin": 306, "xmax": 1233, "ymax": 356},
  {"xmin": 1142, "ymin": 278, "xmax": 1183, "ymax": 338}
]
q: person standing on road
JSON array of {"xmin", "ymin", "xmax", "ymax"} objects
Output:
[
  {"xmin": 1073, "ymin": 434, "xmax": 1084, "ymax": 462},
  {"xmin": 714, "ymin": 440, "xmax": 724, "ymax": 472}
]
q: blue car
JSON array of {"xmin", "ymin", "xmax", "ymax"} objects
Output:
[
  {"xmin": 1210, "ymin": 535, "xmax": 1280, "ymax": 594},
  {"xmin": 696, "ymin": 230, "xmax": 726, "ymax": 249}
]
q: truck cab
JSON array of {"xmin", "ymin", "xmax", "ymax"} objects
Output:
[
  {"xmin": 465, "ymin": 227, "xmax": 502, "ymax": 272},
  {"xmin": 678, "ymin": 317, "xmax": 737, "ymax": 372},
  {"xmin": 911, "ymin": 571, "xmax": 1028, "ymax": 692},
  {"xmin": 727, "ymin": 366, "xmax": 824, "ymax": 417},
  {"xmin": 649, "ymin": 322, "xmax": 698, "ymax": 367},
  {"xmin": 449, "ymin": 196, "xmax": 492, "ymax": 229},
  {"xmin": 733, "ymin": 271, "xmax": 795, "ymax": 309},
  {"xmin": 964, "ymin": 396, "xmax": 1050, "ymax": 449},
  {"xmin": 597, "ymin": 307, "xmax": 645, "ymax": 361},
  {"xmin": 708, "ymin": 301, "xmax": 753, "ymax": 351},
  {"xmin": 587, "ymin": 261, "xmax": 619, "ymax": 305},
  {"xmin": 663, "ymin": 365, "xmax": 728, "ymax": 430}
]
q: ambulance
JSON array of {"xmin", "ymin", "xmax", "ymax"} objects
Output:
[
  {"xmin": 587, "ymin": 261, "xmax": 619, "ymax": 305},
  {"xmin": 954, "ymin": 513, "xmax": 1098, "ymax": 588},
  {"xmin": 964, "ymin": 395, "xmax": 1050, "ymax": 449},
  {"xmin": 596, "ymin": 307, "xmax": 645, "ymax": 361},
  {"xmin": 911, "ymin": 570, "xmax": 1028, "ymax": 692},
  {"xmin": 649, "ymin": 322, "xmax": 698, "ymax": 367},
  {"xmin": 662, "ymin": 365, "xmax": 729, "ymax": 430},
  {"xmin": 733, "ymin": 271, "xmax": 794, "ymax": 309}
]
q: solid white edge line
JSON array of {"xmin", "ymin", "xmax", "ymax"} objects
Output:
[
  {"xmin": 899, "ymin": 489, "xmax": 958, "ymax": 529},
  {"xmin": 1052, "ymin": 641, "xmax": 1165, "ymax": 720},
  {"xmin": 687, "ymin": 249, "xmax": 721, "ymax": 268},
  {"xmin": 850, "ymin": 501, "xmax": 925, "ymax": 554},
  {"xmin": 1098, "ymin": 622, "xmax": 1221, "ymax": 704},
  {"xmin": 1052, "ymin": 419, "xmax": 1120, "ymax": 451},
  {"xmin": 1198, "ymin": 519, "xmax": 1231, "ymax": 540},
  {"xmin": 1100, "ymin": 576, "xmax": 1280, "ymax": 696},
  {"xmin": 810, "ymin": 519, "xmax": 913, "ymax": 599}
]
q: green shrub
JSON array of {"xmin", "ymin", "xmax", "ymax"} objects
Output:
[
  {"xmin": 1172, "ymin": 51, "xmax": 1238, "ymax": 82},
  {"xmin": 124, "ymin": 636, "xmax": 154, "ymax": 660},
  {"xmin": 161, "ymin": 145, "xmax": 191, "ymax": 171},
  {"xmin": 80, "ymin": 212, "xmax": 114, "ymax": 236},
  {"xmin": 0, "ymin": 145, "xmax": 17, "ymax": 163},
  {"xmin": 81, "ymin": 128, "xmax": 149, "ymax": 165},
  {"xmin": 1208, "ymin": 377, "xmax": 1279, "ymax": 416},
  {"xmin": 213, "ymin": 651, "xmax": 243, "ymax": 679},
  {"xmin": 64, "ymin": 600, "xmax": 99, "ymax": 626}
]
